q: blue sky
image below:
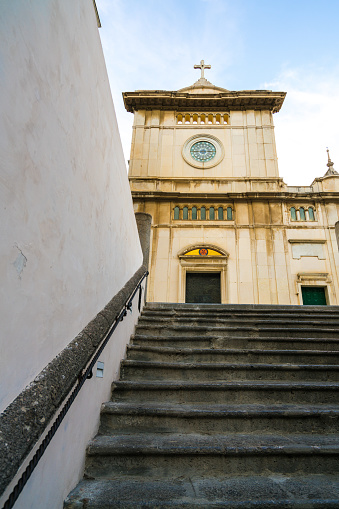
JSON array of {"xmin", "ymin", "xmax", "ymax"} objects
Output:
[{"xmin": 95, "ymin": 0, "xmax": 339, "ymax": 185}]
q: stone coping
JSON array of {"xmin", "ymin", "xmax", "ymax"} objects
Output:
[
  {"xmin": 0, "ymin": 213, "xmax": 152, "ymax": 497},
  {"xmin": 0, "ymin": 264, "xmax": 146, "ymax": 496}
]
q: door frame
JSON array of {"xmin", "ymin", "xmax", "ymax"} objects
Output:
[
  {"xmin": 296, "ymin": 272, "xmax": 332, "ymax": 305},
  {"xmin": 178, "ymin": 244, "xmax": 229, "ymax": 303}
]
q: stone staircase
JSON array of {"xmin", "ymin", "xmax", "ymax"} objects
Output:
[{"xmin": 64, "ymin": 303, "xmax": 339, "ymax": 508}]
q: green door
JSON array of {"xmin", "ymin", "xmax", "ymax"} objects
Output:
[{"xmin": 301, "ymin": 286, "xmax": 327, "ymax": 305}]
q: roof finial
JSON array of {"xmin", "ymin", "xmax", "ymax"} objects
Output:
[
  {"xmin": 324, "ymin": 147, "xmax": 338, "ymax": 176},
  {"xmin": 194, "ymin": 59, "xmax": 211, "ymax": 80}
]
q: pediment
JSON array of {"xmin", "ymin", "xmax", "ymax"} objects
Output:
[
  {"xmin": 178, "ymin": 244, "xmax": 228, "ymax": 258},
  {"xmin": 178, "ymin": 78, "xmax": 229, "ymax": 95}
]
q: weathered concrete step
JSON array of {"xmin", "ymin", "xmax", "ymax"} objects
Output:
[
  {"xmin": 111, "ymin": 380, "xmax": 339, "ymax": 404},
  {"xmin": 99, "ymin": 402, "xmax": 339, "ymax": 435},
  {"xmin": 139, "ymin": 315, "xmax": 339, "ymax": 326},
  {"xmin": 145, "ymin": 302, "xmax": 339, "ymax": 314},
  {"xmin": 132, "ymin": 334, "xmax": 339, "ymax": 351},
  {"xmin": 121, "ymin": 360, "xmax": 339, "ymax": 382},
  {"xmin": 142, "ymin": 308, "xmax": 339, "ymax": 320},
  {"xmin": 84, "ymin": 433, "xmax": 339, "ymax": 479},
  {"xmin": 135, "ymin": 324, "xmax": 339, "ymax": 338},
  {"xmin": 127, "ymin": 344, "xmax": 339, "ymax": 364},
  {"xmin": 64, "ymin": 475, "xmax": 339, "ymax": 508}
]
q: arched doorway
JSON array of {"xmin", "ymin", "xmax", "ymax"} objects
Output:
[{"xmin": 178, "ymin": 245, "xmax": 229, "ymax": 303}]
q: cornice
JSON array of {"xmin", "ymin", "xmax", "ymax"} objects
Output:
[
  {"xmin": 123, "ymin": 90, "xmax": 286, "ymax": 113},
  {"xmin": 131, "ymin": 190, "xmax": 339, "ymax": 202},
  {"xmin": 129, "ymin": 176, "xmax": 284, "ymax": 182}
]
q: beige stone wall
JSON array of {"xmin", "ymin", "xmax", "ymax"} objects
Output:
[
  {"xmin": 129, "ymin": 109, "xmax": 279, "ymax": 180},
  {"xmin": 129, "ymin": 98, "xmax": 339, "ymax": 306},
  {"xmin": 133, "ymin": 198, "xmax": 339, "ymax": 305}
]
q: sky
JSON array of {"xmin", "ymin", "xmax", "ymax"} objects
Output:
[{"xmin": 95, "ymin": 0, "xmax": 339, "ymax": 186}]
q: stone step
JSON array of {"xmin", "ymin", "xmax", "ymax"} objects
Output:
[
  {"xmin": 111, "ymin": 380, "xmax": 339, "ymax": 404},
  {"xmin": 64, "ymin": 303, "xmax": 339, "ymax": 508},
  {"xmin": 127, "ymin": 344, "xmax": 339, "ymax": 364},
  {"xmin": 132, "ymin": 334, "xmax": 339, "ymax": 351},
  {"xmin": 139, "ymin": 315, "xmax": 339, "ymax": 326},
  {"xmin": 135, "ymin": 324, "xmax": 339, "ymax": 338},
  {"xmin": 142, "ymin": 308, "xmax": 339, "ymax": 319},
  {"xmin": 144, "ymin": 303, "xmax": 339, "ymax": 314},
  {"xmin": 99, "ymin": 402, "xmax": 339, "ymax": 435},
  {"xmin": 84, "ymin": 433, "xmax": 339, "ymax": 480},
  {"xmin": 64, "ymin": 475, "xmax": 339, "ymax": 508},
  {"xmin": 120, "ymin": 359, "xmax": 339, "ymax": 382}
]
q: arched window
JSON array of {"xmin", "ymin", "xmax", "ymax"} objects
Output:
[
  {"xmin": 208, "ymin": 114, "xmax": 213, "ymax": 124},
  {"xmin": 192, "ymin": 114, "xmax": 198, "ymax": 125},
  {"xmin": 192, "ymin": 206, "xmax": 197, "ymax": 220},
  {"xmin": 200, "ymin": 114, "xmax": 206, "ymax": 124},
  {"xmin": 174, "ymin": 206, "xmax": 180, "ymax": 220},
  {"xmin": 218, "ymin": 207, "xmax": 224, "ymax": 220},
  {"xmin": 227, "ymin": 207, "xmax": 233, "ymax": 220},
  {"xmin": 209, "ymin": 207, "xmax": 215, "ymax": 220},
  {"xmin": 308, "ymin": 207, "xmax": 315, "ymax": 221},
  {"xmin": 200, "ymin": 206, "xmax": 206, "ymax": 220},
  {"xmin": 215, "ymin": 114, "xmax": 221, "ymax": 125},
  {"xmin": 299, "ymin": 207, "xmax": 306, "ymax": 221},
  {"xmin": 185, "ymin": 114, "xmax": 190, "ymax": 124},
  {"xmin": 290, "ymin": 207, "xmax": 296, "ymax": 221},
  {"xmin": 183, "ymin": 206, "xmax": 188, "ymax": 220},
  {"xmin": 224, "ymin": 114, "xmax": 229, "ymax": 124},
  {"xmin": 177, "ymin": 114, "xmax": 183, "ymax": 124}
]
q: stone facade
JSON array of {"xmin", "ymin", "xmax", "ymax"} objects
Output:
[{"xmin": 124, "ymin": 76, "xmax": 339, "ymax": 305}]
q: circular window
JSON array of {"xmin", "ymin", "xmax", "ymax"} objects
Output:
[
  {"xmin": 182, "ymin": 134, "xmax": 224, "ymax": 169},
  {"xmin": 190, "ymin": 141, "xmax": 216, "ymax": 162}
]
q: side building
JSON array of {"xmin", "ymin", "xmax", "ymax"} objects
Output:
[{"xmin": 124, "ymin": 67, "xmax": 339, "ymax": 306}]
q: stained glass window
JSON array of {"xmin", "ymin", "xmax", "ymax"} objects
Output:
[
  {"xmin": 183, "ymin": 206, "xmax": 188, "ymax": 220},
  {"xmin": 290, "ymin": 207, "xmax": 296, "ymax": 221},
  {"xmin": 174, "ymin": 206, "xmax": 180, "ymax": 220},
  {"xmin": 227, "ymin": 207, "xmax": 233, "ymax": 220},
  {"xmin": 300, "ymin": 207, "xmax": 306, "ymax": 221},
  {"xmin": 190, "ymin": 141, "xmax": 216, "ymax": 162},
  {"xmin": 218, "ymin": 207, "xmax": 224, "ymax": 220},
  {"xmin": 192, "ymin": 207, "xmax": 197, "ymax": 220},
  {"xmin": 209, "ymin": 207, "xmax": 215, "ymax": 220},
  {"xmin": 201, "ymin": 207, "xmax": 206, "ymax": 220}
]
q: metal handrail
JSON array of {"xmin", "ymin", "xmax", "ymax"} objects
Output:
[{"xmin": 2, "ymin": 270, "xmax": 149, "ymax": 509}]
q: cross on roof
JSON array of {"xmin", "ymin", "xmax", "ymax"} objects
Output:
[{"xmin": 194, "ymin": 59, "xmax": 211, "ymax": 79}]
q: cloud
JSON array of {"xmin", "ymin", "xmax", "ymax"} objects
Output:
[
  {"xmin": 264, "ymin": 67, "xmax": 339, "ymax": 185},
  {"xmin": 96, "ymin": 2, "xmax": 339, "ymax": 186},
  {"xmin": 96, "ymin": 0, "xmax": 243, "ymax": 161}
]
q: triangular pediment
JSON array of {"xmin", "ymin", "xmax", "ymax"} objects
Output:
[{"xmin": 178, "ymin": 78, "xmax": 229, "ymax": 95}]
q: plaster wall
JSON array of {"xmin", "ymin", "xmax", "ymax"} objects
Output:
[
  {"xmin": 0, "ymin": 286, "xmax": 145, "ymax": 509},
  {"xmin": 0, "ymin": 0, "xmax": 142, "ymax": 410}
]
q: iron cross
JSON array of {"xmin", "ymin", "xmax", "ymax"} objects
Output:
[{"xmin": 194, "ymin": 60, "xmax": 211, "ymax": 79}]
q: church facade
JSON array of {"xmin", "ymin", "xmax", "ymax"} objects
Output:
[{"xmin": 124, "ymin": 63, "xmax": 339, "ymax": 305}]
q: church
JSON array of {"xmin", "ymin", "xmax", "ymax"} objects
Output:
[
  {"xmin": 2, "ymin": 3, "xmax": 339, "ymax": 508},
  {"xmin": 125, "ymin": 61, "xmax": 339, "ymax": 306}
]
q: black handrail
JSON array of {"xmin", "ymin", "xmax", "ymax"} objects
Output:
[{"xmin": 2, "ymin": 270, "xmax": 149, "ymax": 509}]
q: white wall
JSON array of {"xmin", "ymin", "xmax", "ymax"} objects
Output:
[
  {"xmin": 1, "ymin": 285, "xmax": 146, "ymax": 509},
  {"xmin": 0, "ymin": 0, "xmax": 142, "ymax": 410}
]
